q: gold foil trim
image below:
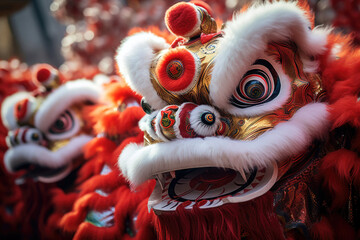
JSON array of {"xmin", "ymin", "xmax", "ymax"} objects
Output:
[
  {"xmin": 149, "ymin": 39, "xmax": 325, "ymax": 145},
  {"xmin": 197, "ymin": 7, "xmax": 217, "ymax": 35}
]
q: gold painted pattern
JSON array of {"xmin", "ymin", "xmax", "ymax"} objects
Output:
[{"xmin": 148, "ymin": 39, "xmax": 325, "ymax": 144}]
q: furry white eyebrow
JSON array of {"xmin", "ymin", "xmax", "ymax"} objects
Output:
[
  {"xmin": 34, "ymin": 79, "xmax": 100, "ymax": 132},
  {"xmin": 116, "ymin": 32, "xmax": 170, "ymax": 110}
]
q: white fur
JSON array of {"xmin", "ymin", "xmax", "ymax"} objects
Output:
[
  {"xmin": 34, "ymin": 79, "xmax": 100, "ymax": 132},
  {"xmin": 37, "ymin": 164, "xmax": 73, "ymax": 183},
  {"xmin": 210, "ymin": 1, "xmax": 329, "ymax": 116},
  {"xmin": 4, "ymin": 134, "xmax": 93, "ymax": 172},
  {"xmin": 139, "ymin": 112, "xmax": 160, "ymax": 141},
  {"xmin": 189, "ymin": 105, "xmax": 220, "ymax": 136},
  {"xmin": 116, "ymin": 32, "xmax": 169, "ymax": 110},
  {"xmin": 41, "ymin": 69, "xmax": 58, "ymax": 87},
  {"xmin": 118, "ymin": 103, "xmax": 329, "ymax": 186},
  {"xmin": 1, "ymin": 92, "xmax": 34, "ymax": 130}
]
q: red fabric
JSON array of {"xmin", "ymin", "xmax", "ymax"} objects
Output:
[
  {"xmin": 155, "ymin": 192, "xmax": 284, "ymax": 240},
  {"xmin": 200, "ymin": 32, "xmax": 220, "ymax": 44},
  {"xmin": 178, "ymin": 103, "xmax": 197, "ymax": 138},
  {"xmin": 165, "ymin": 2, "xmax": 198, "ymax": 37},
  {"xmin": 311, "ymin": 215, "xmax": 356, "ymax": 240},
  {"xmin": 329, "ymin": 96, "xmax": 360, "ymax": 129},
  {"xmin": 58, "ymin": 81, "xmax": 154, "ymax": 239}
]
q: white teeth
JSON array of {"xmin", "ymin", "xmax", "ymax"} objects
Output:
[
  {"xmin": 239, "ymin": 168, "xmax": 247, "ymax": 182},
  {"xmin": 156, "ymin": 174, "xmax": 165, "ymax": 190},
  {"xmin": 170, "ymin": 171, "xmax": 176, "ymax": 179}
]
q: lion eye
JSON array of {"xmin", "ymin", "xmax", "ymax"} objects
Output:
[
  {"xmin": 48, "ymin": 110, "xmax": 74, "ymax": 134},
  {"xmin": 155, "ymin": 48, "xmax": 201, "ymax": 94},
  {"xmin": 230, "ymin": 59, "xmax": 280, "ymax": 108}
]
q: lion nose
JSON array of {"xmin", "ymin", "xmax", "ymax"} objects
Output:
[
  {"xmin": 6, "ymin": 127, "xmax": 47, "ymax": 148},
  {"xmin": 141, "ymin": 103, "xmax": 223, "ymax": 142}
]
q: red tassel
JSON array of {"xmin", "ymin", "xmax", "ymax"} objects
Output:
[{"xmin": 155, "ymin": 192, "xmax": 284, "ymax": 240}]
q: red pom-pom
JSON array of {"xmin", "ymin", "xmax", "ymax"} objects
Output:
[
  {"xmin": 34, "ymin": 64, "xmax": 56, "ymax": 83},
  {"xmin": 36, "ymin": 67, "xmax": 51, "ymax": 83},
  {"xmin": 165, "ymin": 2, "xmax": 199, "ymax": 37},
  {"xmin": 156, "ymin": 48, "xmax": 199, "ymax": 93},
  {"xmin": 32, "ymin": 63, "xmax": 61, "ymax": 88}
]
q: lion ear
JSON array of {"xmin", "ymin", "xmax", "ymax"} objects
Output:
[{"xmin": 115, "ymin": 32, "xmax": 169, "ymax": 110}]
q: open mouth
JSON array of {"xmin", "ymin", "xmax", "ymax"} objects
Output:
[
  {"xmin": 14, "ymin": 163, "xmax": 73, "ymax": 184},
  {"xmin": 149, "ymin": 162, "xmax": 277, "ymax": 212}
]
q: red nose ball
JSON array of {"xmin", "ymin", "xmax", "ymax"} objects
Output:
[
  {"xmin": 34, "ymin": 64, "xmax": 56, "ymax": 83},
  {"xmin": 165, "ymin": 2, "xmax": 200, "ymax": 37}
]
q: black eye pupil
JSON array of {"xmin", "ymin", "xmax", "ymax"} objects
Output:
[
  {"xmin": 245, "ymin": 80, "xmax": 265, "ymax": 99},
  {"xmin": 31, "ymin": 133, "xmax": 39, "ymax": 141},
  {"xmin": 55, "ymin": 119, "xmax": 65, "ymax": 129},
  {"xmin": 141, "ymin": 98, "xmax": 153, "ymax": 114}
]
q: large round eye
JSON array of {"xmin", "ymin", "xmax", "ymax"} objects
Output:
[
  {"xmin": 48, "ymin": 110, "xmax": 74, "ymax": 134},
  {"xmin": 155, "ymin": 48, "xmax": 200, "ymax": 94},
  {"xmin": 230, "ymin": 59, "xmax": 280, "ymax": 108}
]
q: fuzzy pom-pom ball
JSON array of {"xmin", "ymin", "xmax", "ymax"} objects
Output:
[{"xmin": 165, "ymin": 2, "xmax": 200, "ymax": 38}]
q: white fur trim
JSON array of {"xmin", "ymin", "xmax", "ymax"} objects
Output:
[
  {"xmin": 189, "ymin": 105, "xmax": 220, "ymax": 136},
  {"xmin": 1, "ymin": 92, "xmax": 34, "ymax": 130},
  {"xmin": 210, "ymin": 1, "xmax": 329, "ymax": 115},
  {"xmin": 118, "ymin": 103, "xmax": 329, "ymax": 186},
  {"xmin": 139, "ymin": 112, "xmax": 160, "ymax": 141},
  {"xmin": 41, "ymin": 68, "xmax": 58, "ymax": 87},
  {"xmin": 37, "ymin": 164, "xmax": 73, "ymax": 183},
  {"xmin": 4, "ymin": 134, "xmax": 93, "ymax": 172},
  {"xmin": 34, "ymin": 79, "xmax": 100, "ymax": 132},
  {"xmin": 115, "ymin": 32, "xmax": 169, "ymax": 110}
]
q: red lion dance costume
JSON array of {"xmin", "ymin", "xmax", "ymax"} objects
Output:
[
  {"xmin": 115, "ymin": 1, "xmax": 360, "ymax": 239},
  {"xmin": 1, "ymin": 1, "xmax": 360, "ymax": 239}
]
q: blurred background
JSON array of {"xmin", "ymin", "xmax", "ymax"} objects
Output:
[{"xmin": 0, "ymin": 0, "xmax": 359, "ymax": 79}]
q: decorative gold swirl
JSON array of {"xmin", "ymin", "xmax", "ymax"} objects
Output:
[{"xmin": 148, "ymin": 39, "xmax": 325, "ymax": 144}]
